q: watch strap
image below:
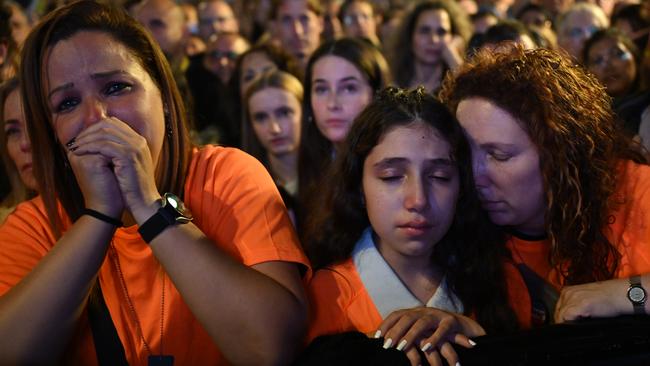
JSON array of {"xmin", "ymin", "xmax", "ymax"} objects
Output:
[{"xmin": 138, "ymin": 204, "xmax": 174, "ymax": 243}]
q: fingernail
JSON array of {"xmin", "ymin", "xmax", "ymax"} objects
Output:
[
  {"xmin": 469, "ymin": 339, "xmax": 477, "ymax": 347},
  {"xmin": 456, "ymin": 362, "xmax": 461, "ymax": 366},
  {"xmin": 396, "ymin": 339, "xmax": 407, "ymax": 351},
  {"xmin": 382, "ymin": 338, "xmax": 393, "ymax": 349},
  {"xmin": 373, "ymin": 330, "xmax": 382, "ymax": 339},
  {"xmin": 421, "ymin": 343, "xmax": 432, "ymax": 352},
  {"xmin": 65, "ymin": 137, "xmax": 76, "ymax": 147}
]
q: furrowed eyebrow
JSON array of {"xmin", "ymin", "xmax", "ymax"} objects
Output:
[
  {"xmin": 90, "ymin": 70, "xmax": 128, "ymax": 80},
  {"xmin": 48, "ymin": 70, "xmax": 128, "ymax": 99},
  {"xmin": 48, "ymin": 82, "xmax": 73, "ymax": 99}
]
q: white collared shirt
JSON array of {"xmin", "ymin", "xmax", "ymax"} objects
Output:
[{"xmin": 352, "ymin": 228, "xmax": 464, "ymax": 318}]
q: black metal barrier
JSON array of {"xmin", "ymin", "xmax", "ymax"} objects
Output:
[{"xmin": 455, "ymin": 315, "xmax": 650, "ymax": 366}]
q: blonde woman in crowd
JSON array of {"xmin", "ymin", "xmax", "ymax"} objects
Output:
[{"xmin": 243, "ymin": 70, "xmax": 304, "ymax": 223}]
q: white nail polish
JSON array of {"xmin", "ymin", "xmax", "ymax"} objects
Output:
[
  {"xmin": 456, "ymin": 362, "xmax": 461, "ymax": 366},
  {"xmin": 373, "ymin": 330, "xmax": 382, "ymax": 339},
  {"xmin": 396, "ymin": 339, "xmax": 408, "ymax": 351},
  {"xmin": 421, "ymin": 343, "xmax": 432, "ymax": 352},
  {"xmin": 382, "ymin": 338, "xmax": 393, "ymax": 349},
  {"xmin": 469, "ymin": 339, "xmax": 477, "ymax": 346}
]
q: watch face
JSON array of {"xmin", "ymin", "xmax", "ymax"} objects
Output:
[
  {"xmin": 629, "ymin": 286, "xmax": 646, "ymax": 303},
  {"xmin": 164, "ymin": 193, "xmax": 193, "ymax": 222}
]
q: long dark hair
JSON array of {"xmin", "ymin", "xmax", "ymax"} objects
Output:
[
  {"xmin": 304, "ymin": 87, "xmax": 518, "ymax": 334},
  {"xmin": 20, "ymin": 1, "xmax": 192, "ymax": 237},
  {"xmin": 297, "ymin": 37, "xmax": 390, "ymax": 228},
  {"xmin": 389, "ymin": 0, "xmax": 471, "ymax": 87}
]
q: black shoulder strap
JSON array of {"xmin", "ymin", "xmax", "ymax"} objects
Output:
[
  {"xmin": 87, "ymin": 281, "xmax": 129, "ymax": 366},
  {"xmin": 515, "ymin": 263, "xmax": 559, "ymax": 326}
]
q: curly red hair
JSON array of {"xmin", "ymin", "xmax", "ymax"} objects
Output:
[{"xmin": 440, "ymin": 45, "xmax": 647, "ymax": 284}]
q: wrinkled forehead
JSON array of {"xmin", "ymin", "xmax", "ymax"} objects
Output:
[{"xmin": 42, "ymin": 31, "xmax": 150, "ymax": 92}]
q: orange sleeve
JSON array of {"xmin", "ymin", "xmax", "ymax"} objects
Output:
[
  {"xmin": 306, "ymin": 265, "xmax": 358, "ymax": 342},
  {"xmin": 0, "ymin": 200, "xmax": 98, "ymax": 364},
  {"xmin": 0, "ymin": 198, "xmax": 57, "ymax": 296},
  {"xmin": 184, "ymin": 146, "xmax": 310, "ymax": 273}
]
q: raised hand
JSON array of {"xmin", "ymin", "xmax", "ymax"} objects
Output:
[
  {"xmin": 66, "ymin": 140, "xmax": 124, "ymax": 219},
  {"xmin": 67, "ymin": 117, "xmax": 161, "ymax": 220},
  {"xmin": 441, "ymin": 35, "xmax": 464, "ymax": 71}
]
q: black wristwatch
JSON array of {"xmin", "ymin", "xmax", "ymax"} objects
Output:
[
  {"xmin": 138, "ymin": 193, "xmax": 193, "ymax": 243},
  {"xmin": 627, "ymin": 275, "xmax": 647, "ymax": 315}
]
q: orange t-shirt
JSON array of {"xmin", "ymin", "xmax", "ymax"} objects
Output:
[
  {"xmin": 506, "ymin": 160, "xmax": 650, "ymax": 324},
  {"xmin": 0, "ymin": 146, "xmax": 310, "ymax": 365},
  {"xmin": 307, "ymin": 257, "xmax": 531, "ymax": 342}
]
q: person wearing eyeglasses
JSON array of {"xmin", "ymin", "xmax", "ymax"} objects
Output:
[
  {"xmin": 388, "ymin": 0, "xmax": 472, "ymax": 93},
  {"xmin": 202, "ymin": 32, "xmax": 250, "ymax": 85},
  {"xmin": 186, "ymin": 32, "xmax": 249, "ymax": 146},
  {"xmin": 339, "ymin": 0, "xmax": 381, "ymax": 46}
]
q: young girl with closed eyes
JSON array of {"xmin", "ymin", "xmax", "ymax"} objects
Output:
[{"xmin": 304, "ymin": 87, "xmax": 528, "ymax": 366}]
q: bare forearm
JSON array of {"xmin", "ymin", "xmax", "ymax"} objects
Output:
[
  {"xmin": 0, "ymin": 217, "xmax": 114, "ymax": 363},
  {"xmin": 149, "ymin": 224, "xmax": 307, "ymax": 365},
  {"xmin": 556, "ymin": 273, "xmax": 650, "ymax": 322}
]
